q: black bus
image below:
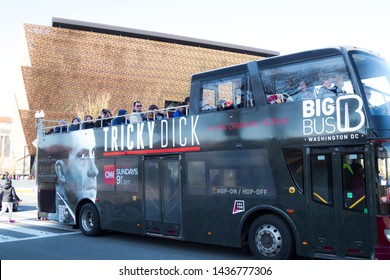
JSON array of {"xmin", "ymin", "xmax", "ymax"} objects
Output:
[{"xmin": 37, "ymin": 46, "xmax": 390, "ymax": 259}]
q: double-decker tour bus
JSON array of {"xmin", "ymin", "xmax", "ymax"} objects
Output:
[{"xmin": 37, "ymin": 46, "xmax": 390, "ymax": 259}]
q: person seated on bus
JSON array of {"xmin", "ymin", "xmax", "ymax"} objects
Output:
[
  {"xmin": 112, "ymin": 109, "xmax": 130, "ymax": 126},
  {"xmin": 267, "ymin": 93, "xmax": 293, "ymax": 104},
  {"xmin": 376, "ymin": 183, "xmax": 389, "ymax": 215},
  {"xmin": 68, "ymin": 116, "xmax": 81, "ymax": 132},
  {"xmin": 201, "ymin": 100, "xmax": 212, "ymax": 111},
  {"xmin": 377, "ymin": 172, "xmax": 388, "ymax": 203},
  {"xmin": 54, "ymin": 119, "xmax": 68, "ymax": 133},
  {"xmin": 46, "ymin": 128, "xmax": 54, "ymax": 135},
  {"xmin": 129, "ymin": 101, "xmax": 147, "ymax": 123},
  {"xmin": 331, "ymin": 75, "xmax": 347, "ymax": 95},
  {"xmin": 82, "ymin": 115, "xmax": 95, "ymax": 129},
  {"xmin": 295, "ymin": 81, "xmax": 316, "ymax": 100},
  {"xmin": 184, "ymin": 96, "xmax": 190, "ymax": 114},
  {"xmin": 94, "ymin": 109, "xmax": 112, "ymax": 128},
  {"xmin": 317, "ymin": 78, "xmax": 336, "ymax": 98},
  {"xmin": 211, "ymin": 174, "xmax": 223, "ymax": 186},
  {"xmin": 173, "ymin": 102, "xmax": 187, "ymax": 117},
  {"xmin": 147, "ymin": 104, "xmax": 165, "ymax": 120},
  {"xmin": 246, "ymin": 91, "xmax": 255, "ymax": 107},
  {"xmin": 217, "ymin": 99, "xmax": 234, "ymax": 110},
  {"xmin": 364, "ymin": 85, "xmax": 385, "ymax": 115},
  {"xmin": 345, "ymin": 162, "xmax": 366, "ymax": 199}
]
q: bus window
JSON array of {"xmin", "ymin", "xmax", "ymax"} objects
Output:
[
  {"xmin": 342, "ymin": 154, "xmax": 367, "ymax": 211},
  {"xmin": 311, "ymin": 154, "xmax": 333, "ymax": 205},
  {"xmin": 282, "ymin": 148, "xmax": 303, "ymax": 192},
  {"xmin": 200, "ymin": 74, "xmax": 253, "ymax": 112},
  {"xmin": 187, "ymin": 160, "xmax": 206, "ymax": 194},
  {"xmin": 376, "ymin": 144, "xmax": 390, "ymax": 215},
  {"xmin": 187, "ymin": 150, "xmax": 276, "ymax": 197},
  {"xmin": 352, "ymin": 53, "xmax": 390, "ymax": 116},
  {"xmin": 260, "ymin": 55, "xmax": 353, "ymax": 104}
]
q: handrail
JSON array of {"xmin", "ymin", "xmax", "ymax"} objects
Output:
[{"xmin": 39, "ymin": 105, "xmax": 189, "ymax": 134}]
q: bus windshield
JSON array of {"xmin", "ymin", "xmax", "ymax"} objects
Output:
[{"xmin": 352, "ymin": 52, "xmax": 390, "ymax": 115}]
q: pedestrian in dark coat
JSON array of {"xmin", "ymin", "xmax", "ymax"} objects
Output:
[{"xmin": 0, "ymin": 178, "xmax": 21, "ymax": 223}]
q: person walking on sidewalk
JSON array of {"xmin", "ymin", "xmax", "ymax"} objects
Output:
[{"xmin": 0, "ymin": 178, "xmax": 21, "ymax": 223}]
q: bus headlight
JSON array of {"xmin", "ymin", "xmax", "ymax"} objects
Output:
[{"xmin": 385, "ymin": 229, "xmax": 390, "ymax": 242}]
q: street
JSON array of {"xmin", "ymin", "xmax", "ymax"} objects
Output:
[
  {"xmin": 0, "ymin": 189, "xmax": 373, "ymax": 280},
  {"xmin": 0, "ymin": 185, "xmax": 255, "ymax": 260}
]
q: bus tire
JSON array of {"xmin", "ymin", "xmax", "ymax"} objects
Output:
[
  {"xmin": 79, "ymin": 203, "xmax": 102, "ymax": 237},
  {"xmin": 248, "ymin": 214, "xmax": 294, "ymax": 260}
]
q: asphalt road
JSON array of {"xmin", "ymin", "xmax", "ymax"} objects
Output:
[{"xmin": 0, "ymin": 187, "xmax": 256, "ymax": 260}]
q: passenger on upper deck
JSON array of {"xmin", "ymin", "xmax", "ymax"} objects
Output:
[
  {"xmin": 317, "ymin": 78, "xmax": 336, "ymax": 98},
  {"xmin": 147, "ymin": 105, "xmax": 164, "ymax": 120},
  {"xmin": 94, "ymin": 109, "xmax": 112, "ymax": 128},
  {"xmin": 364, "ymin": 85, "xmax": 384, "ymax": 115},
  {"xmin": 184, "ymin": 96, "xmax": 190, "ymax": 106},
  {"xmin": 217, "ymin": 99, "xmax": 234, "ymax": 110},
  {"xmin": 331, "ymin": 75, "xmax": 346, "ymax": 95},
  {"xmin": 267, "ymin": 88, "xmax": 295, "ymax": 103},
  {"xmin": 184, "ymin": 96, "xmax": 190, "ymax": 113},
  {"xmin": 295, "ymin": 81, "xmax": 316, "ymax": 100},
  {"xmin": 112, "ymin": 109, "xmax": 129, "ymax": 126},
  {"xmin": 173, "ymin": 102, "xmax": 187, "ymax": 117},
  {"xmin": 129, "ymin": 101, "xmax": 147, "ymax": 123},
  {"xmin": 69, "ymin": 117, "xmax": 81, "ymax": 132},
  {"xmin": 82, "ymin": 115, "xmax": 95, "ymax": 129},
  {"xmin": 46, "ymin": 128, "xmax": 54, "ymax": 134},
  {"xmin": 54, "ymin": 120, "xmax": 68, "ymax": 134},
  {"xmin": 246, "ymin": 91, "xmax": 255, "ymax": 107}
]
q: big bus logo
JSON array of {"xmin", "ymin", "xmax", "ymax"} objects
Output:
[
  {"xmin": 104, "ymin": 165, "xmax": 116, "ymax": 185},
  {"xmin": 302, "ymin": 95, "xmax": 365, "ymax": 135}
]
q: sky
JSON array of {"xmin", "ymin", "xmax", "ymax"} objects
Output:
[{"xmin": 1, "ymin": 0, "xmax": 389, "ymax": 117}]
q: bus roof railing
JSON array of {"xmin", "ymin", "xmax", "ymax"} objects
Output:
[{"xmin": 38, "ymin": 104, "xmax": 190, "ymax": 135}]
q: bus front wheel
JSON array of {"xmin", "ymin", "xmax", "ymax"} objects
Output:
[
  {"xmin": 79, "ymin": 203, "xmax": 102, "ymax": 237},
  {"xmin": 248, "ymin": 215, "xmax": 294, "ymax": 260}
]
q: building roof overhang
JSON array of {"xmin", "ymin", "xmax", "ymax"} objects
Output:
[{"xmin": 52, "ymin": 17, "xmax": 279, "ymax": 57}]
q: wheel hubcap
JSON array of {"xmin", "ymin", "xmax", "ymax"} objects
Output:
[
  {"xmin": 81, "ymin": 210, "xmax": 94, "ymax": 231},
  {"xmin": 255, "ymin": 223, "xmax": 282, "ymax": 257}
]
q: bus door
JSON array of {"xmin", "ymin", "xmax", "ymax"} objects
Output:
[
  {"xmin": 308, "ymin": 147, "xmax": 373, "ymax": 258},
  {"xmin": 144, "ymin": 155, "xmax": 182, "ymax": 237}
]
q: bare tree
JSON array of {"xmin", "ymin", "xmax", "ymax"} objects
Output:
[{"xmin": 75, "ymin": 93, "xmax": 112, "ymax": 120}]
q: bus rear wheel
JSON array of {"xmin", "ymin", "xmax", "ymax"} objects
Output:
[
  {"xmin": 248, "ymin": 215, "xmax": 294, "ymax": 260},
  {"xmin": 79, "ymin": 203, "xmax": 102, "ymax": 237}
]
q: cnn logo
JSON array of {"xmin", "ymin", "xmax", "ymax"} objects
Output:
[{"xmin": 104, "ymin": 165, "xmax": 116, "ymax": 185}]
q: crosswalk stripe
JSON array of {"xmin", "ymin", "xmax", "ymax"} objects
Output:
[{"xmin": 0, "ymin": 210, "xmax": 80, "ymax": 243}]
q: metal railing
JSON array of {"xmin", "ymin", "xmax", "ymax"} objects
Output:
[{"xmin": 38, "ymin": 104, "xmax": 189, "ymax": 135}]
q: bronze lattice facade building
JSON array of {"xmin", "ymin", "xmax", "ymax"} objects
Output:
[{"xmin": 19, "ymin": 18, "xmax": 278, "ymax": 157}]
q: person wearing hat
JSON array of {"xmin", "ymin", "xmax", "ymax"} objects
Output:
[
  {"xmin": 0, "ymin": 178, "xmax": 21, "ymax": 223},
  {"xmin": 173, "ymin": 102, "xmax": 187, "ymax": 117},
  {"xmin": 69, "ymin": 116, "xmax": 82, "ymax": 131},
  {"xmin": 112, "ymin": 109, "xmax": 129, "ymax": 126}
]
